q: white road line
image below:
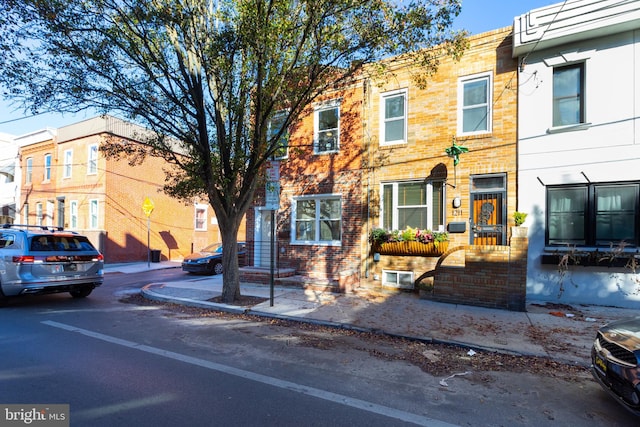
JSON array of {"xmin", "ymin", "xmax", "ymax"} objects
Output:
[{"xmin": 42, "ymin": 320, "xmax": 457, "ymax": 427}]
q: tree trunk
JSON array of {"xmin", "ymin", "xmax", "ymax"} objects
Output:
[{"xmin": 219, "ymin": 223, "xmax": 242, "ymax": 303}]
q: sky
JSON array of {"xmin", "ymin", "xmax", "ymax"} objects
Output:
[{"xmin": 0, "ymin": 0, "xmax": 560, "ymax": 137}]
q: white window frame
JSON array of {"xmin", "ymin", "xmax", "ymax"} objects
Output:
[
  {"xmin": 268, "ymin": 110, "xmax": 289, "ymax": 160},
  {"xmin": 380, "ymin": 180, "xmax": 445, "ymax": 232},
  {"xmin": 87, "ymin": 144, "xmax": 98, "ymax": 175},
  {"xmin": 314, "ymin": 100, "xmax": 341, "ymax": 154},
  {"xmin": 194, "ymin": 204, "xmax": 208, "ymax": 231},
  {"xmin": 36, "ymin": 203, "xmax": 43, "ymax": 226},
  {"xmin": 89, "ymin": 199, "xmax": 99, "ymax": 229},
  {"xmin": 46, "ymin": 201, "xmax": 54, "ymax": 227},
  {"xmin": 25, "ymin": 157, "xmax": 32, "ymax": 184},
  {"xmin": 63, "ymin": 149, "xmax": 73, "ymax": 178},
  {"xmin": 44, "ymin": 154, "xmax": 51, "ymax": 181},
  {"xmin": 70, "ymin": 200, "xmax": 78, "ymax": 229},
  {"xmin": 457, "ymin": 72, "xmax": 492, "ymax": 136},
  {"xmin": 291, "ymin": 194, "xmax": 342, "ymax": 246},
  {"xmin": 23, "ymin": 204, "xmax": 29, "ymax": 224},
  {"xmin": 382, "ymin": 270, "xmax": 414, "ymax": 289},
  {"xmin": 380, "ymin": 89, "xmax": 407, "ymax": 146}
]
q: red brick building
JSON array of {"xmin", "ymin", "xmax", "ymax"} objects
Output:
[
  {"xmin": 245, "ymin": 27, "xmax": 526, "ymax": 308},
  {"xmin": 245, "ymin": 80, "xmax": 365, "ymax": 289},
  {"xmin": 363, "ymin": 27, "xmax": 520, "ymax": 292},
  {"xmin": 17, "ymin": 116, "xmax": 239, "ymax": 263}
]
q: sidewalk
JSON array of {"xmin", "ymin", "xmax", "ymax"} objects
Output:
[{"xmin": 105, "ymin": 261, "xmax": 639, "ymax": 367}]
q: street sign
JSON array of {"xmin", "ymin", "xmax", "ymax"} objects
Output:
[{"xmin": 142, "ymin": 197, "xmax": 155, "ymax": 217}]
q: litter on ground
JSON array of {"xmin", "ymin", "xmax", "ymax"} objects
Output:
[{"xmin": 439, "ymin": 371, "xmax": 472, "ymax": 387}]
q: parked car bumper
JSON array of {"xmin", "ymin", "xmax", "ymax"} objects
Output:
[
  {"xmin": 2, "ymin": 277, "xmax": 103, "ymax": 296},
  {"xmin": 591, "ymin": 328, "xmax": 640, "ymax": 417},
  {"xmin": 181, "ymin": 262, "xmax": 210, "ymax": 273}
]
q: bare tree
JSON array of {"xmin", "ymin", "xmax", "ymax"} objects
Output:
[{"xmin": 0, "ymin": 0, "xmax": 466, "ymax": 302}]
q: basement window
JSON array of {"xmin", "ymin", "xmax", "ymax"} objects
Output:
[{"xmin": 382, "ymin": 270, "xmax": 414, "ymax": 289}]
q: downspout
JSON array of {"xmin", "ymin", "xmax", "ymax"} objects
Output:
[{"xmin": 364, "ymin": 78, "xmax": 372, "ymax": 279}]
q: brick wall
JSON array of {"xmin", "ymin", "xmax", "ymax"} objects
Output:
[
  {"xmin": 428, "ymin": 233, "xmax": 528, "ymax": 311},
  {"xmin": 247, "ymin": 81, "xmax": 365, "ymax": 282},
  {"xmin": 19, "ymin": 125, "xmax": 235, "ymax": 263}
]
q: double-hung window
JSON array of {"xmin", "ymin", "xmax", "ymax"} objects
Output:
[
  {"xmin": 44, "ymin": 154, "xmax": 51, "ymax": 181},
  {"xmin": 63, "ymin": 149, "xmax": 73, "ymax": 178},
  {"xmin": 268, "ymin": 111, "xmax": 289, "ymax": 159},
  {"xmin": 194, "ymin": 204, "xmax": 207, "ymax": 231},
  {"xmin": 381, "ymin": 180, "xmax": 444, "ymax": 231},
  {"xmin": 553, "ymin": 63, "xmax": 584, "ymax": 127},
  {"xmin": 36, "ymin": 203, "xmax": 43, "ymax": 226},
  {"xmin": 87, "ymin": 144, "xmax": 98, "ymax": 175},
  {"xmin": 314, "ymin": 100, "xmax": 340, "ymax": 153},
  {"xmin": 89, "ymin": 199, "xmax": 99, "ymax": 229},
  {"xmin": 380, "ymin": 89, "xmax": 407, "ymax": 145},
  {"xmin": 293, "ymin": 195, "xmax": 341, "ymax": 245},
  {"xmin": 547, "ymin": 182, "xmax": 639, "ymax": 247},
  {"xmin": 70, "ymin": 201, "xmax": 78, "ymax": 229},
  {"xmin": 458, "ymin": 73, "xmax": 491, "ymax": 135},
  {"xmin": 25, "ymin": 157, "xmax": 32, "ymax": 184}
]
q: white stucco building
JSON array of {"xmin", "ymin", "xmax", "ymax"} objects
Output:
[{"xmin": 514, "ymin": 0, "xmax": 640, "ymax": 308}]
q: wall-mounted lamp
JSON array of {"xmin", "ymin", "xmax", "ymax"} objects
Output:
[
  {"xmin": 452, "ymin": 197, "xmax": 461, "ymax": 209},
  {"xmin": 373, "ymin": 253, "xmax": 380, "ymax": 262}
]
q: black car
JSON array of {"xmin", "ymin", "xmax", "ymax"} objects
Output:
[
  {"xmin": 591, "ymin": 316, "xmax": 640, "ymax": 416},
  {"xmin": 181, "ymin": 242, "xmax": 247, "ymax": 275}
]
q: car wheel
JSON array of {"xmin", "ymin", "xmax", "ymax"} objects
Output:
[
  {"xmin": 204, "ymin": 261, "xmax": 216, "ymax": 275},
  {"xmin": 213, "ymin": 262, "xmax": 223, "ymax": 275},
  {"xmin": 70, "ymin": 287, "xmax": 93, "ymax": 298}
]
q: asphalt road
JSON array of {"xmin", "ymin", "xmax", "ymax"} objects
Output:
[{"xmin": 0, "ymin": 269, "xmax": 637, "ymax": 426}]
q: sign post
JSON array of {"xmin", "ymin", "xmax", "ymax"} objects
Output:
[
  {"xmin": 142, "ymin": 197, "xmax": 155, "ymax": 268},
  {"xmin": 265, "ymin": 161, "xmax": 280, "ymax": 306}
]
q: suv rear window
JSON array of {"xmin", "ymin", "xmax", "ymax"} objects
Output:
[
  {"xmin": 0, "ymin": 232, "xmax": 16, "ymax": 248},
  {"xmin": 29, "ymin": 235, "xmax": 97, "ymax": 252}
]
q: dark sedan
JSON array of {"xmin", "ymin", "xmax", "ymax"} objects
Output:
[
  {"xmin": 181, "ymin": 242, "xmax": 247, "ymax": 275},
  {"xmin": 591, "ymin": 316, "xmax": 640, "ymax": 417}
]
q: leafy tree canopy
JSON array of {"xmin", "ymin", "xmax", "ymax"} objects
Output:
[{"xmin": 0, "ymin": 0, "xmax": 466, "ymax": 302}]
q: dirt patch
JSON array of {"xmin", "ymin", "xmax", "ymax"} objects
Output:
[
  {"xmin": 120, "ymin": 294, "xmax": 589, "ymax": 379},
  {"xmin": 207, "ymin": 295, "xmax": 268, "ymax": 306}
]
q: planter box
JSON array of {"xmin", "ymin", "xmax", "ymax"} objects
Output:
[{"xmin": 374, "ymin": 241, "xmax": 448, "ymax": 256}]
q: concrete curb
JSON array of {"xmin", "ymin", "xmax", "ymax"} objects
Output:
[{"xmin": 140, "ymin": 284, "xmax": 539, "ymax": 361}]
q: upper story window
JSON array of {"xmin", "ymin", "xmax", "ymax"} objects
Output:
[
  {"xmin": 268, "ymin": 111, "xmax": 289, "ymax": 159},
  {"xmin": 553, "ymin": 63, "xmax": 584, "ymax": 127},
  {"xmin": 63, "ymin": 149, "xmax": 73, "ymax": 178},
  {"xmin": 381, "ymin": 180, "xmax": 445, "ymax": 231},
  {"xmin": 293, "ymin": 195, "xmax": 342, "ymax": 245},
  {"xmin": 458, "ymin": 73, "xmax": 491, "ymax": 135},
  {"xmin": 314, "ymin": 100, "xmax": 340, "ymax": 153},
  {"xmin": 194, "ymin": 204, "xmax": 207, "ymax": 231},
  {"xmin": 70, "ymin": 200, "xmax": 78, "ymax": 229},
  {"xmin": 547, "ymin": 182, "xmax": 638, "ymax": 247},
  {"xmin": 87, "ymin": 144, "xmax": 98, "ymax": 175},
  {"xmin": 89, "ymin": 199, "xmax": 99, "ymax": 229},
  {"xmin": 36, "ymin": 202, "xmax": 43, "ymax": 226},
  {"xmin": 380, "ymin": 89, "xmax": 407, "ymax": 145},
  {"xmin": 25, "ymin": 157, "xmax": 33, "ymax": 184},
  {"xmin": 44, "ymin": 154, "xmax": 52, "ymax": 181}
]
